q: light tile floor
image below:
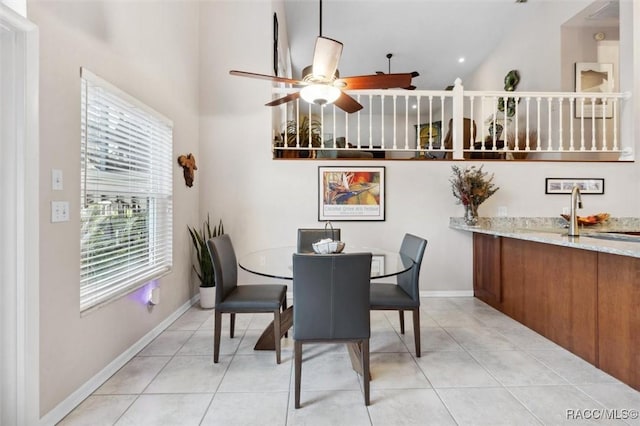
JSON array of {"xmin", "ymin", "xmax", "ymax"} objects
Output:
[{"xmin": 58, "ymin": 297, "xmax": 640, "ymax": 425}]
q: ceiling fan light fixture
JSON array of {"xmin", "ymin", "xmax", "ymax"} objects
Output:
[{"xmin": 300, "ymin": 84, "xmax": 341, "ymax": 106}]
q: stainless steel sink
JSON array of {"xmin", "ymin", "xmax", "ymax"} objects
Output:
[
  {"xmin": 515, "ymin": 227, "xmax": 567, "ymax": 235},
  {"xmin": 583, "ymin": 231, "xmax": 640, "ymax": 242}
]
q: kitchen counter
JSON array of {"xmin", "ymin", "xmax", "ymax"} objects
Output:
[
  {"xmin": 449, "ymin": 216, "xmax": 640, "ymax": 258},
  {"xmin": 453, "ymin": 216, "xmax": 640, "ymax": 391}
]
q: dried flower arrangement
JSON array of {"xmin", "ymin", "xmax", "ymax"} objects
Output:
[{"xmin": 450, "ymin": 165, "xmax": 499, "ymax": 225}]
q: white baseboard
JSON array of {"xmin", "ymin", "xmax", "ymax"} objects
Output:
[
  {"xmin": 420, "ymin": 290, "xmax": 474, "ymax": 298},
  {"xmin": 40, "ymin": 295, "xmax": 199, "ymax": 426}
]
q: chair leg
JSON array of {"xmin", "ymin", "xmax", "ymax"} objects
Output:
[
  {"xmin": 412, "ymin": 308, "xmax": 421, "ymax": 357},
  {"xmin": 362, "ymin": 339, "xmax": 370, "ymax": 406},
  {"xmin": 273, "ymin": 309, "xmax": 281, "ymax": 364},
  {"xmin": 213, "ymin": 310, "xmax": 222, "ymax": 363},
  {"xmin": 294, "ymin": 340, "xmax": 302, "ymax": 409},
  {"xmin": 230, "ymin": 313, "xmax": 236, "ymax": 338},
  {"xmin": 282, "ymin": 297, "xmax": 288, "ymax": 338},
  {"xmin": 399, "ymin": 310, "xmax": 405, "ymax": 334}
]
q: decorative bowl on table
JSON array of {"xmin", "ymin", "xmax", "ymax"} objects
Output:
[{"xmin": 312, "ymin": 239, "xmax": 346, "ymax": 254}]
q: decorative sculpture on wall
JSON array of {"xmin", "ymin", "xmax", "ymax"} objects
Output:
[
  {"xmin": 498, "ymin": 69, "xmax": 521, "ymax": 117},
  {"xmin": 177, "ymin": 153, "xmax": 197, "ymax": 187}
]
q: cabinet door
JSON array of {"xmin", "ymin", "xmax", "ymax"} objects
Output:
[
  {"xmin": 501, "ymin": 238, "xmax": 526, "ymax": 322},
  {"xmin": 473, "ymin": 233, "xmax": 501, "ymax": 308},
  {"xmin": 598, "ymin": 253, "xmax": 640, "ymax": 391},
  {"xmin": 520, "ymin": 241, "xmax": 598, "ymax": 364}
]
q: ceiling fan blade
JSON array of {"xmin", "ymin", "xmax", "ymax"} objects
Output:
[
  {"xmin": 229, "ymin": 70, "xmax": 304, "ymax": 86},
  {"xmin": 265, "ymin": 92, "xmax": 301, "ymax": 107},
  {"xmin": 333, "ymin": 92, "xmax": 363, "ymax": 113},
  {"xmin": 339, "ymin": 73, "xmax": 414, "ymax": 90},
  {"xmin": 312, "ymin": 37, "xmax": 343, "ymax": 80}
]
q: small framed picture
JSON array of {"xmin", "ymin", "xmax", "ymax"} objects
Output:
[
  {"xmin": 545, "ymin": 178, "xmax": 604, "ymax": 195},
  {"xmin": 318, "ymin": 166, "xmax": 385, "ymax": 221}
]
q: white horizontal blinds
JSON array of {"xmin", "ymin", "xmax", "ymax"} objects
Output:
[{"xmin": 80, "ymin": 68, "xmax": 173, "ymax": 312}]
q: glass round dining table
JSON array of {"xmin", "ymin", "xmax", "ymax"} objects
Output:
[{"xmin": 238, "ymin": 246, "xmax": 414, "ymax": 280}]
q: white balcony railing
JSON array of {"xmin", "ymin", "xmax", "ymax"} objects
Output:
[{"xmin": 273, "ymin": 79, "xmax": 632, "ymax": 161}]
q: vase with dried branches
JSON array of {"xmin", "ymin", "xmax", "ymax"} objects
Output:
[{"xmin": 450, "ymin": 165, "xmax": 499, "ymax": 225}]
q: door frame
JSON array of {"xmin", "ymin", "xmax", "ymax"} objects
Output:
[{"xmin": 0, "ymin": 4, "xmax": 39, "ymax": 425}]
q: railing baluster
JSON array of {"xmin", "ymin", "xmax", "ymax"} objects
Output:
[
  {"xmin": 332, "ymin": 104, "xmax": 336, "ymax": 149},
  {"xmin": 404, "ymin": 95, "xmax": 409, "ymax": 150},
  {"xmin": 469, "ymin": 96, "xmax": 475, "ymax": 154},
  {"xmin": 591, "ymin": 97, "xmax": 596, "ymax": 151},
  {"xmin": 547, "ymin": 97, "xmax": 552, "ymax": 151},
  {"xmin": 356, "ymin": 95, "xmax": 361, "ymax": 149},
  {"xmin": 557, "ymin": 98, "xmax": 563, "ymax": 151},
  {"xmin": 602, "ymin": 96, "xmax": 607, "ymax": 151},
  {"xmin": 392, "ymin": 95, "xmax": 397, "ymax": 150},
  {"xmin": 536, "ymin": 97, "xmax": 541, "ymax": 151},
  {"xmin": 569, "ymin": 97, "xmax": 575, "ymax": 151},
  {"xmin": 525, "ymin": 97, "xmax": 531, "ymax": 151},
  {"xmin": 579, "ymin": 99, "xmax": 585, "ymax": 151},
  {"xmin": 514, "ymin": 96, "xmax": 520, "ymax": 153},
  {"xmin": 613, "ymin": 99, "xmax": 618, "ymax": 150},
  {"xmin": 368, "ymin": 95, "xmax": 373, "ymax": 149},
  {"xmin": 416, "ymin": 95, "xmax": 421, "ymax": 155}
]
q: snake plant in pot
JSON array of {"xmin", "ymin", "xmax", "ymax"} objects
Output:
[{"xmin": 188, "ymin": 215, "xmax": 223, "ymax": 309}]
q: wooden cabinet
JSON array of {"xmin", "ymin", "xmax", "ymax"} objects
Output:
[
  {"xmin": 473, "ymin": 234, "xmax": 638, "ymax": 389},
  {"xmin": 597, "ymin": 253, "xmax": 640, "ymax": 390},
  {"xmin": 473, "ymin": 233, "xmax": 501, "ymax": 309}
]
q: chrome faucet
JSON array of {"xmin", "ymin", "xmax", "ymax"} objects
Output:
[{"xmin": 568, "ymin": 185, "xmax": 583, "ymax": 236}]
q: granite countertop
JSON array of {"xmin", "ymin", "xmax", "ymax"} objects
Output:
[{"xmin": 449, "ymin": 217, "xmax": 640, "ymax": 259}]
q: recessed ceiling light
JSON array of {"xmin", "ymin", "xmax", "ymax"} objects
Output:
[{"xmin": 458, "ymin": 57, "xmax": 465, "ymax": 63}]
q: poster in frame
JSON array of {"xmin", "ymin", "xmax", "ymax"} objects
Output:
[
  {"xmin": 318, "ymin": 166, "xmax": 385, "ymax": 221},
  {"xmin": 574, "ymin": 62, "xmax": 614, "ymax": 118},
  {"xmin": 545, "ymin": 178, "xmax": 604, "ymax": 195}
]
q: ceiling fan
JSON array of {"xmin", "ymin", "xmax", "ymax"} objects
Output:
[
  {"xmin": 229, "ymin": 1, "xmax": 417, "ymax": 113},
  {"xmin": 376, "ymin": 53, "xmax": 419, "ymax": 90}
]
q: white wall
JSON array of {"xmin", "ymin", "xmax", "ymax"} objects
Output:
[
  {"xmin": 28, "ymin": 0, "xmax": 201, "ymax": 416},
  {"xmin": 198, "ymin": 0, "xmax": 640, "ymax": 298}
]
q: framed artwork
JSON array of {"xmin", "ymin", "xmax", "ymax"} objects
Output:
[
  {"xmin": 545, "ymin": 178, "xmax": 604, "ymax": 194},
  {"xmin": 273, "ymin": 13, "xmax": 279, "ymax": 76},
  {"xmin": 415, "ymin": 121, "xmax": 442, "ymax": 158},
  {"xmin": 318, "ymin": 166, "xmax": 385, "ymax": 221},
  {"xmin": 574, "ymin": 62, "xmax": 614, "ymax": 118}
]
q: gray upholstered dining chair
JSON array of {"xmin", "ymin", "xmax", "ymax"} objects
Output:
[
  {"xmin": 296, "ymin": 227, "xmax": 341, "ymax": 253},
  {"xmin": 207, "ymin": 234, "xmax": 288, "ymax": 364},
  {"xmin": 292, "ymin": 252, "xmax": 372, "ymax": 408},
  {"xmin": 370, "ymin": 233, "xmax": 427, "ymax": 357}
]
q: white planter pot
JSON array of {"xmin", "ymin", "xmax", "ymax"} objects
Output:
[{"xmin": 199, "ymin": 286, "xmax": 215, "ymax": 309}]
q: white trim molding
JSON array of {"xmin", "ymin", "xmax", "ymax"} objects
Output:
[
  {"xmin": 0, "ymin": 5, "xmax": 39, "ymax": 426},
  {"xmin": 39, "ymin": 295, "xmax": 199, "ymax": 426}
]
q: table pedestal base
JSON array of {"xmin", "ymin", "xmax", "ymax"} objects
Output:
[{"xmin": 253, "ymin": 306, "xmax": 370, "ymax": 378}]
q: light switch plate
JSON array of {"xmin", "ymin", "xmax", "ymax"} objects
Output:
[
  {"xmin": 52, "ymin": 169, "xmax": 63, "ymax": 190},
  {"xmin": 51, "ymin": 201, "xmax": 70, "ymax": 222}
]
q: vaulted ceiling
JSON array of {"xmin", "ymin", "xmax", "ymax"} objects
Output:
[{"xmin": 282, "ymin": 0, "xmax": 620, "ymax": 90}]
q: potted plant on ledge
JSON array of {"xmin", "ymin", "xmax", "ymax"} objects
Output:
[{"xmin": 188, "ymin": 215, "xmax": 224, "ymax": 309}]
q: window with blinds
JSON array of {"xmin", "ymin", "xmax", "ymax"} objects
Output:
[{"xmin": 80, "ymin": 68, "xmax": 173, "ymax": 312}]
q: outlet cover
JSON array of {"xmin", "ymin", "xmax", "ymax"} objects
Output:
[{"xmin": 51, "ymin": 201, "xmax": 70, "ymax": 222}]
